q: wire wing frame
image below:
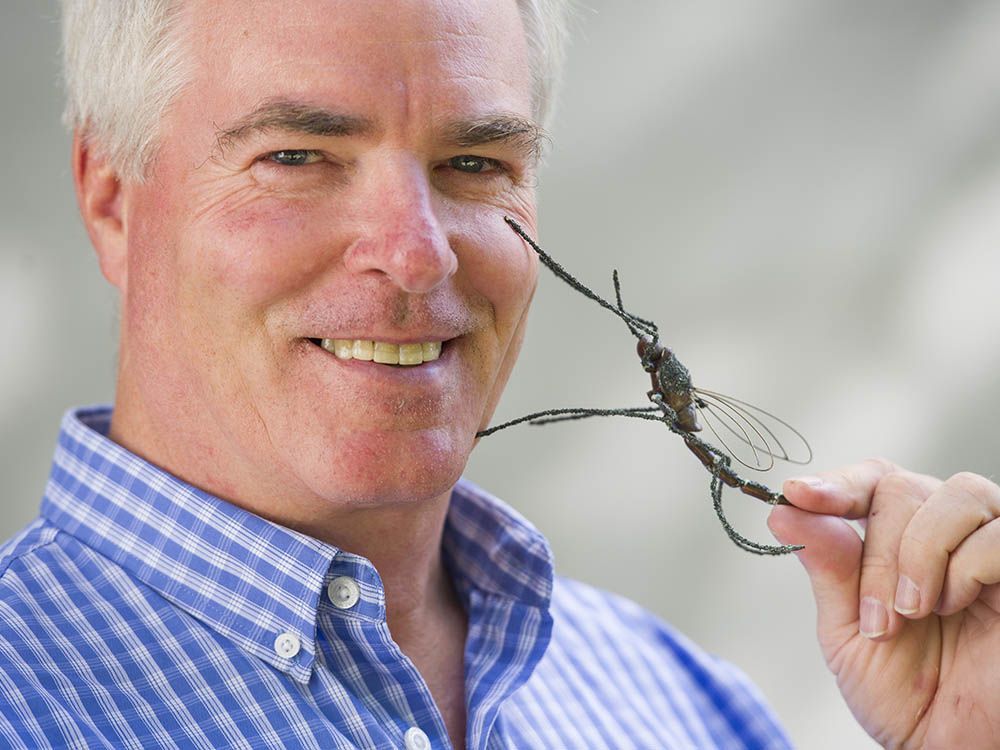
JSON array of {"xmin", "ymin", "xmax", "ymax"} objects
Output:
[{"xmin": 693, "ymin": 388, "xmax": 812, "ymax": 472}]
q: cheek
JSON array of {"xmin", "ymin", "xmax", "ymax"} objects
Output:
[
  {"xmin": 458, "ymin": 220, "xmax": 538, "ymax": 329},
  {"xmin": 193, "ymin": 198, "xmax": 331, "ymax": 305},
  {"xmin": 456, "ymin": 220, "xmax": 538, "ymax": 423},
  {"xmin": 130, "ymin": 179, "xmax": 326, "ymax": 313}
]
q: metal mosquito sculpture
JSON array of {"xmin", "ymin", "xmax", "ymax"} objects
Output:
[{"xmin": 477, "ymin": 216, "xmax": 812, "ymax": 556}]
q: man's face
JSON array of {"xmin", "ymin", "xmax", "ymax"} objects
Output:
[{"xmin": 117, "ymin": 0, "xmax": 539, "ymax": 514}]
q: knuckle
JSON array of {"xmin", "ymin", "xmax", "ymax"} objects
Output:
[
  {"xmin": 898, "ymin": 531, "xmax": 943, "ymax": 569},
  {"xmin": 875, "ymin": 471, "xmax": 925, "ymax": 504},
  {"xmin": 940, "ymin": 564, "xmax": 979, "ymax": 611},
  {"xmin": 945, "ymin": 546, "xmax": 970, "ymax": 579},
  {"xmin": 945, "ymin": 471, "xmax": 999, "ymax": 508},
  {"xmin": 864, "ymin": 456, "xmax": 897, "ymax": 475},
  {"xmin": 899, "ymin": 529, "xmax": 932, "ymax": 552},
  {"xmin": 860, "ymin": 550, "xmax": 898, "ymax": 574}
]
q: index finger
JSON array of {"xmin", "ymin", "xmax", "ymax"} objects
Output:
[{"xmin": 783, "ymin": 458, "xmax": 936, "ymax": 518}]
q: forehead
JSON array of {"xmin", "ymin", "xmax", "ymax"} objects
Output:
[{"xmin": 179, "ymin": 0, "xmax": 534, "ymax": 131}]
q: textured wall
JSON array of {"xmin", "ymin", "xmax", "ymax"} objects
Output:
[{"xmin": 6, "ymin": 2, "xmax": 1000, "ymax": 747}]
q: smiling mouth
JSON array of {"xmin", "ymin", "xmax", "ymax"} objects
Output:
[{"xmin": 308, "ymin": 338, "xmax": 444, "ymax": 366}]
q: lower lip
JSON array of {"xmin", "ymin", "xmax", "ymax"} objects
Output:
[{"xmin": 303, "ymin": 339, "xmax": 454, "ymax": 383}]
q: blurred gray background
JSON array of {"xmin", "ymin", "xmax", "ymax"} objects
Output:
[{"xmin": 5, "ymin": 1, "xmax": 1000, "ymax": 747}]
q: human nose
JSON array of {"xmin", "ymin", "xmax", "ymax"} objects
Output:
[{"xmin": 342, "ymin": 160, "xmax": 457, "ymax": 294}]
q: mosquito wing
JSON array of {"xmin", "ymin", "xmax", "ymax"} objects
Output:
[{"xmin": 692, "ymin": 388, "xmax": 813, "ymax": 471}]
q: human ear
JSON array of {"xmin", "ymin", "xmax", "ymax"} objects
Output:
[{"xmin": 72, "ymin": 131, "xmax": 128, "ymax": 290}]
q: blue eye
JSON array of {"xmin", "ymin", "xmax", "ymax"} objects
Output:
[
  {"xmin": 449, "ymin": 155, "xmax": 501, "ymax": 173},
  {"xmin": 267, "ymin": 150, "xmax": 322, "ymax": 166}
]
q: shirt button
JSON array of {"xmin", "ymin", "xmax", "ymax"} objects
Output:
[
  {"xmin": 273, "ymin": 632, "xmax": 301, "ymax": 659},
  {"xmin": 327, "ymin": 576, "xmax": 361, "ymax": 610},
  {"xmin": 403, "ymin": 727, "xmax": 431, "ymax": 750}
]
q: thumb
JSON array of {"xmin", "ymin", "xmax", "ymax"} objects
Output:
[{"xmin": 768, "ymin": 503, "xmax": 864, "ymax": 642}]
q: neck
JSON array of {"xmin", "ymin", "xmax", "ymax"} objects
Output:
[
  {"xmin": 109, "ymin": 394, "xmax": 471, "ymax": 743},
  {"xmin": 115, "ymin": 406, "xmax": 460, "ymax": 630},
  {"xmin": 293, "ymin": 497, "xmax": 462, "ymax": 637},
  {"xmin": 110, "ymin": 368, "xmax": 467, "ymax": 638}
]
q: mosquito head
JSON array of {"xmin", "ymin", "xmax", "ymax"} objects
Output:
[{"xmin": 637, "ymin": 336, "xmax": 664, "ymax": 372}]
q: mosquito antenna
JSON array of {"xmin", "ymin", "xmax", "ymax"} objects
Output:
[
  {"xmin": 612, "ymin": 270, "xmax": 658, "ymax": 342},
  {"xmin": 504, "ymin": 216, "xmax": 652, "ymax": 342},
  {"xmin": 612, "ymin": 274, "xmax": 650, "ymax": 340}
]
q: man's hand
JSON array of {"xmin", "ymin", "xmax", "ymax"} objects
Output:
[{"xmin": 768, "ymin": 459, "xmax": 1000, "ymax": 749}]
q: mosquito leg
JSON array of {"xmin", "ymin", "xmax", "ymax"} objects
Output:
[
  {"xmin": 684, "ymin": 435, "xmax": 717, "ymax": 473},
  {"xmin": 646, "ymin": 392, "xmax": 682, "ymax": 427},
  {"xmin": 710, "ymin": 471, "xmax": 802, "ymax": 555},
  {"xmin": 476, "ymin": 406, "xmax": 662, "ymax": 437},
  {"xmin": 739, "ymin": 480, "xmax": 789, "ymax": 505},
  {"xmin": 528, "ymin": 407, "xmax": 662, "ymax": 426}
]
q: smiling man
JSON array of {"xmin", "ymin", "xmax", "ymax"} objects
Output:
[{"xmin": 4, "ymin": 1, "xmax": 1000, "ymax": 749}]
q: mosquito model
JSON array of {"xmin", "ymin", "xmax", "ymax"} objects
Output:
[{"xmin": 477, "ymin": 216, "xmax": 813, "ymax": 556}]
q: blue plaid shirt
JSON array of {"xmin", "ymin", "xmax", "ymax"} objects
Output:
[{"xmin": 0, "ymin": 407, "xmax": 792, "ymax": 749}]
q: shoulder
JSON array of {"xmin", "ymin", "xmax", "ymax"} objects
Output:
[
  {"xmin": 0, "ymin": 518, "xmax": 101, "ymax": 620},
  {"xmin": 0, "ymin": 518, "xmax": 60, "ymax": 579},
  {"xmin": 551, "ymin": 575, "xmax": 726, "ymax": 662},
  {"xmin": 0, "ymin": 520, "xmax": 117, "ymax": 748},
  {"xmin": 0, "ymin": 517, "xmax": 146, "ymax": 650},
  {"xmin": 548, "ymin": 575, "xmax": 763, "ymax": 695},
  {"xmin": 507, "ymin": 576, "xmax": 793, "ymax": 749},
  {"xmin": 0, "ymin": 517, "xmax": 99, "ymax": 666},
  {"xmin": 0, "ymin": 518, "xmax": 135, "ymax": 682}
]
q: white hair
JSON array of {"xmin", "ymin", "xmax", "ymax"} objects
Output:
[
  {"xmin": 61, "ymin": 0, "xmax": 573, "ymax": 183},
  {"xmin": 61, "ymin": 0, "xmax": 188, "ymax": 182}
]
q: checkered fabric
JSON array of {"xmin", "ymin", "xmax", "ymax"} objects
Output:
[{"xmin": 0, "ymin": 407, "xmax": 791, "ymax": 749}]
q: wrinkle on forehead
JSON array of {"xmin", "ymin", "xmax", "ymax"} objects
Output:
[{"xmin": 180, "ymin": 0, "xmax": 535, "ymax": 171}]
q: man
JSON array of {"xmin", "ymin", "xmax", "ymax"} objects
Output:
[{"xmin": 1, "ymin": 0, "xmax": 998, "ymax": 748}]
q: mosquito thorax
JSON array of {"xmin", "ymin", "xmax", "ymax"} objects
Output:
[{"xmin": 658, "ymin": 350, "xmax": 694, "ymax": 392}]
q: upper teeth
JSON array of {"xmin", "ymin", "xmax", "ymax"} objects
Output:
[{"xmin": 319, "ymin": 339, "xmax": 442, "ymax": 366}]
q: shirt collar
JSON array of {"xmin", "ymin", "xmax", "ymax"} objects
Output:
[
  {"xmin": 445, "ymin": 479, "xmax": 553, "ymax": 610},
  {"xmin": 41, "ymin": 406, "xmax": 554, "ymax": 683},
  {"xmin": 42, "ymin": 406, "xmax": 339, "ymax": 683}
]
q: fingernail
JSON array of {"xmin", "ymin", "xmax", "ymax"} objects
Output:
[
  {"xmin": 790, "ymin": 476, "xmax": 825, "ymax": 488},
  {"xmin": 860, "ymin": 597, "xmax": 888, "ymax": 638},
  {"xmin": 894, "ymin": 576, "xmax": 920, "ymax": 615}
]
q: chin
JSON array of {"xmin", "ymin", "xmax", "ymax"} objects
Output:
[{"xmin": 291, "ymin": 427, "xmax": 471, "ymax": 509}]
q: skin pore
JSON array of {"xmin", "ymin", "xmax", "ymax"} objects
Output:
[{"xmin": 73, "ymin": 0, "xmax": 542, "ymax": 745}]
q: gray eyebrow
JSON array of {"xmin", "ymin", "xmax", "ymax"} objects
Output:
[
  {"xmin": 216, "ymin": 100, "xmax": 547, "ymax": 165},
  {"xmin": 442, "ymin": 114, "xmax": 549, "ymax": 164},
  {"xmin": 215, "ymin": 100, "xmax": 378, "ymax": 151}
]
